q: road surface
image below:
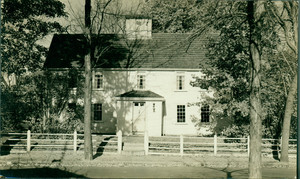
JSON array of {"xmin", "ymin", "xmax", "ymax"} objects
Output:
[{"xmin": 0, "ymin": 166, "xmax": 296, "ymax": 178}]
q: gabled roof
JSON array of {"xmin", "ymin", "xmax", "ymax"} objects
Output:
[
  {"xmin": 116, "ymin": 90, "xmax": 165, "ymax": 101},
  {"xmin": 44, "ymin": 33, "xmax": 209, "ymax": 69},
  {"xmin": 116, "ymin": 90, "xmax": 163, "ymax": 98}
]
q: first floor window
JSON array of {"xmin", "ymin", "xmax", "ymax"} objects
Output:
[
  {"xmin": 68, "ymin": 70, "xmax": 78, "ymax": 88},
  {"xmin": 201, "ymin": 105, "xmax": 210, "ymax": 122},
  {"xmin": 177, "ymin": 105, "xmax": 186, "ymax": 123},
  {"xmin": 93, "ymin": 103, "xmax": 102, "ymax": 121},
  {"xmin": 94, "ymin": 73, "xmax": 103, "ymax": 89}
]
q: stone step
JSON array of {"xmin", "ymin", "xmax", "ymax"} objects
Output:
[
  {"xmin": 122, "ymin": 143, "xmax": 144, "ymax": 151},
  {"xmin": 123, "ymin": 146, "xmax": 144, "ymax": 151},
  {"xmin": 121, "ymin": 150, "xmax": 145, "ymax": 156},
  {"xmin": 123, "ymin": 137, "xmax": 144, "ymax": 143}
]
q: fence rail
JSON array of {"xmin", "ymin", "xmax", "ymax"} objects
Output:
[
  {"xmin": 0, "ymin": 130, "xmax": 118, "ymax": 154},
  {"xmin": 0, "ymin": 130, "xmax": 297, "ymax": 157},
  {"xmin": 147, "ymin": 134, "xmax": 297, "ymax": 156}
]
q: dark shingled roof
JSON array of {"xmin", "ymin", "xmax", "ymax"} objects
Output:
[
  {"xmin": 44, "ymin": 33, "xmax": 209, "ymax": 69},
  {"xmin": 116, "ymin": 90, "xmax": 163, "ymax": 98}
]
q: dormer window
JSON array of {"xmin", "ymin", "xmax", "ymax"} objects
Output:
[
  {"xmin": 176, "ymin": 75, "xmax": 185, "ymax": 90},
  {"xmin": 137, "ymin": 75, "xmax": 145, "ymax": 90},
  {"xmin": 94, "ymin": 72, "xmax": 103, "ymax": 90}
]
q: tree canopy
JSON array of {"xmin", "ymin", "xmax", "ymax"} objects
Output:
[
  {"xmin": 1, "ymin": 0, "xmax": 67, "ymax": 132},
  {"xmin": 1, "ymin": 0, "xmax": 66, "ymax": 76}
]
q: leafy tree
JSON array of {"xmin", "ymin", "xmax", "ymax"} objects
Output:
[
  {"xmin": 145, "ymin": 0, "xmax": 297, "ymax": 177},
  {"xmin": 143, "ymin": 0, "xmax": 202, "ymax": 33},
  {"xmin": 1, "ymin": 0, "xmax": 66, "ymax": 76},
  {"xmin": 264, "ymin": 1, "xmax": 298, "ymax": 163},
  {"xmin": 1, "ymin": 0, "xmax": 67, "ymax": 132}
]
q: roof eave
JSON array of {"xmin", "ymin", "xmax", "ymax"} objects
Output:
[{"xmin": 115, "ymin": 97, "xmax": 165, "ymax": 101}]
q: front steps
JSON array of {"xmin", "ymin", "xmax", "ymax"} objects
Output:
[
  {"xmin": 122, "ymin": 142, "xmax": 145, "ymax": 155},
  {"xmin": 122, "ymin": 136, "xmax": 145, "ymax": 155}
]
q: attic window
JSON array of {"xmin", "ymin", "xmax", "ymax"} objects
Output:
[
  {"xmin": 137, "ymin": 75, "xmax": 145, "ymax": 90},
  {"xmin": 176, "ymin": 75, "xmax": 185, "ymax": 90}
]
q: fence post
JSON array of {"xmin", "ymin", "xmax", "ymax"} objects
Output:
[
  {"xmin": 27, "ymin": 130, "xmax": 31, "ymax": 152},
  {"xmin": 247, "ymin": 136, "xmax": 250, "ymax": 156},
  {"xmin": 144, "ymin": 130, "xmax": 149, "ymax": 155},
  {"xmin": 73, "ymin": 130, "xmax": 77, "ymax": 152},
  {"xmin": 117, "ymin": 130, "xmax": 122, "ymax": 154},
  {"xmin": 214, "ymin": 134, "xmax": 217, "ymax": 156},
  {"xmin": 180, "ymin": 134, "xmax": 184, "ymax": 156}
]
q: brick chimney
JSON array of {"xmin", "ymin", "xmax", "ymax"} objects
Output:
[{"xmin": 125, "ymin": 19, "xmax": 152, "ymax": 39}]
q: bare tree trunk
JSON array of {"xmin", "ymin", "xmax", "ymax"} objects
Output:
[
  {"xmin": 84, "ymin": 52, "xmax": 93, "ymax": 160},
  {"xmin": 84, "ymin": 0, "xmax": 93, "ymax": 161},
  {"xmin": 280, "ymin": 73, "xmax": 297, "ymax": 162},
  {"xmin": 249, "ymin": 43, "xmax": 262, "ymax": 179},
  {"xmin": 248, "ymin": 1, "xmax": 262, "ymax": 178}
]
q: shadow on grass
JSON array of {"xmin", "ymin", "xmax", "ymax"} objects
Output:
[
  {"xmin": 0, "ymin": 168, "xmax": 86, "ymax": 178},
  {"xmin": 204, "ymin": 160, "xmax": 248, "ymax": 179},
  {"xmin": 0, "ymin": 135, "xmax": 24, "ymax": 156},
  {"xmin": 205, "ymin": 167, "xmax": 248, "ymax": 178},
  {"xmin": 271, "ymin": 141, "xmax": 280, "ymax": 161},
  {"xmin": 93, "ymin": 136, "xmax": 115, "ymax": 159}
]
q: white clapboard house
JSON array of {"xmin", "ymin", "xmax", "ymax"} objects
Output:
[{"xmin": 44, "ymin": 19, "xmax": 213, "ymax": 136}]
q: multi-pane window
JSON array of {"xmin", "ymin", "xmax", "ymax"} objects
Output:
[
  {"xmin": 94, "ymin": 73, "xmax": 103, "ymax": 89},
  {"xmin": 137, "ymin": 75, "xmax": 145, "ymax": 89},
  {"xmin": 177, "ymin": 105, "xmax": 186, "ymax": 123},
  {"xmin": 93, "ymin": 103, "xmax": 102, "ymax": 121},
  {"xmin": 68, "ymin": 74, "xmax": 77, "ymax": 88},
  {"xmin": 176, "ymin": 75, "xmax": 185, "ymax": 90},
  {"xmin": 201, "ymin": 105, "xmax": 210, "ymax": 123}
]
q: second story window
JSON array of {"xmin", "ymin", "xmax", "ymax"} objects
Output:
[
  {"xmin": 94, "ymin": 73, "xmax": 103, "ymax": 90},
  {"xmin": 176, "ymin": 75, "xmax": 185, "ymax": 90},
  {"xmin": 137, "ymin": 75, "xmax": 145, "ymax": 90}
]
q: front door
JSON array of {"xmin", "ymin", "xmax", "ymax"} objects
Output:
[{"xmin": 132, "ymin": 102, "xmax": 146, "ymax": 134}]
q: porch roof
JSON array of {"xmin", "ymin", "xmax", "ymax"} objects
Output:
[{"xmin": 116, "ymin": 90, "xmax": 164, "ymax": 101}]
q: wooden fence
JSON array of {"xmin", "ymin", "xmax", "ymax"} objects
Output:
[
  {"xmin": 0, "ymin": 130, "xmax": 118, "ymax": 154},
  {"xmin": 0, "ymin": 130, "xmax": 297, "ymax": 157},
  {"xmin": 145, "ymin": 133, "xmax": 297, "ymax": 156}
]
